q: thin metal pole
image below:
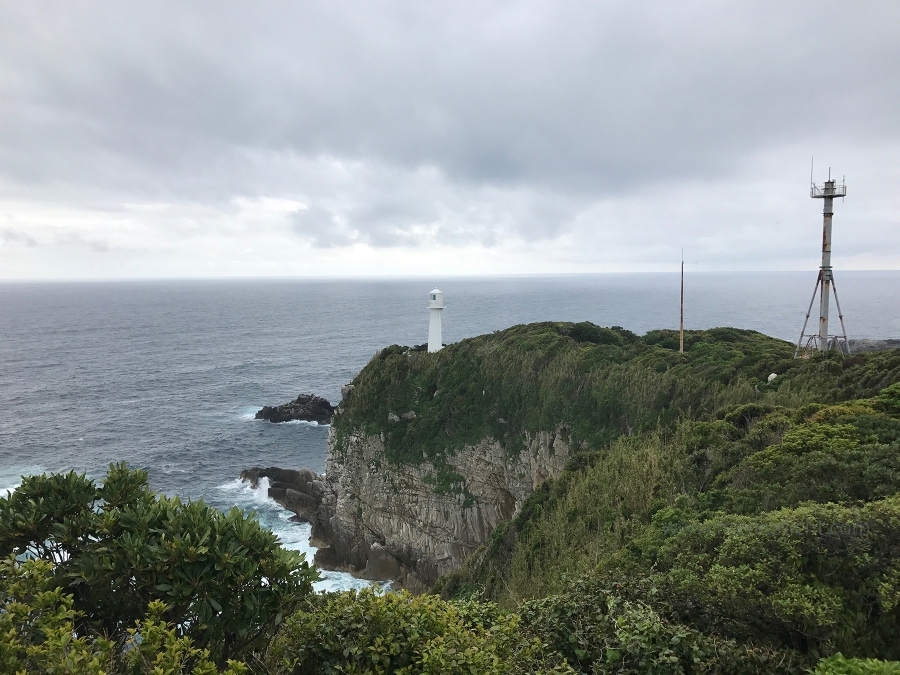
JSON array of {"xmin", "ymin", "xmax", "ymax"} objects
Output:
[
  {"xmin": 818, "ymin": 187, "xmax": 835, "ymax": 351},
  {"xmin": 795, "ymin": 272, "xmax": 822, "ymax": 357},
  {"xmin": 679, "ymin": 255, "xmax": 684, "ymax": 353},
  {"xmin": 831, "ymin": 275, "xmax": 851, "ymax": 355}
]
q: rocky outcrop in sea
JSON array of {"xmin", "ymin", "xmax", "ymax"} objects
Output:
[
  {"xmin": 254, "ymin": 394, "xmax": 334, "ymax": 424},
  {"xmin": 239, "ymin": 466, "xmax": 325, "ymax": 523}
]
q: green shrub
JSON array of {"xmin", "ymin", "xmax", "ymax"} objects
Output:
[
  {"xmin": 0, "ymin": 556, "xmax": 112, "ymax": 675},
  {"xmin": 0, "ymin": 556, "xmax": 245, "ymax": 675},
  {"xmin": 874, "ymin": 382, "xmax": 900, "ymax": 416},
  {"xmin": 0, "ymin": 464, "xmax": 318, "ymax": 665},
  {"xmin": 812, "ymin": 654, "xmax": 900, "ymax": 675},
  {"xmin": 623, "ymin": 498, "xmax": 900, "ymax": 658},
  {"xmin": 704, "ymin": 414, "xmax": 900, "ymax": 516},
  {"xmin": 265, "ymin": 588, "xmax": 573, "ymax": 674},
  {"xmin": 518, "ymin": 576, "xmax": 803, "ymax": 674},
  {"xmin": 443, "ymin": 384, "xmax": 900, "ymax": 609},
  {"xmin": 335, "ymin": 323, "xmax": 809, "ymax": 468}
]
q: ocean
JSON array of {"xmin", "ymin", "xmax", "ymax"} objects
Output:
[{"xmin": 2, "ymin": 272, "xmax": 899, "ymax": 590}]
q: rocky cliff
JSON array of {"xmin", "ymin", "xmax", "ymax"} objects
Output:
[
  {"xmin": 316, "ymin": 425, "xmax": 569, "ymax": 591},
  {"xmin": 242, "ymin": 428, "xmax": 569, "ymax": 592},
  {"xmin": 246, "ymin": 323, "xmax": 849, "ymax": 592}
]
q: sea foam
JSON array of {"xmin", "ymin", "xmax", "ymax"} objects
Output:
[{"xmin": 213, "ymin": 477, "xmax": 377, "ymax": 592}]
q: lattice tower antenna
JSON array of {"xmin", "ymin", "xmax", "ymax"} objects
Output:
[{"xmin": 794, "ymin": 166, "xmax": 850, "ymax": 357}]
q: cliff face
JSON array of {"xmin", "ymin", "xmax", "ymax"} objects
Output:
[
  {"xmin": 247, "ymin": 323, "xmax": 824, "ymax": 592},
  {"xmin": 311, "ymin": 425, "xmax": 570, "ymax": 591}
]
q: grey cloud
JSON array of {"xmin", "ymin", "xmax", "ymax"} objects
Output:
[
  {"xmin": 291, "ymin": 205, "xmax": 352, "ymax": 249},
  {"xmin": 1, "ymin": 228, "xmax": 38, "ymax": 247},
  {"xmin": 0, "ymin": 1, "xmax": 898, "ymax": 271},
  {"xmin": 2, "ymin": 2, "xmax": 898, "ymax": 197},
  {"xmin": 57, "ymin": 232, "xmax": 111, "ymax": 253}
]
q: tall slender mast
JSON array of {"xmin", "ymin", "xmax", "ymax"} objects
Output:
[
  {"xmin": 679, "ymin": 252, "xmax": 684, "ymax": 353},
  {"xmin": 795, "ymin": 169, "xmax": 850, "ymax": 356}
]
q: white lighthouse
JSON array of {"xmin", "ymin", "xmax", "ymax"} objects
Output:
[{"xmin": 427, "ymin": 288, "xmax": 443, "ymax": 353}]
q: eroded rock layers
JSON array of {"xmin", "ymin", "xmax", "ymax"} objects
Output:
[{"xmin": 243, "ymin": 427, "xmax": 569, "ymax": 593}]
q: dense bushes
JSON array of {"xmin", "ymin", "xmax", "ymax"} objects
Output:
[
  {"xmin": 7, "ymin": 325, "xmax": 900, "ymax": 673},
  {"xmin": 518, "ymin": 576, "xmax": 805, "ymax": 674},
  {"xmin": 265, "ymin": 588, "xmax": 572, "ymax": 674},
  {"xmin": 620, "ymin": 498, "xmax": 900, "ymax": 657},
  {"xmin": 336, "ymin": 322, "xmax": 900, "ymax": 474},
  {"xmin": 0, "ymin": 556, "xmax": 246, "ymax": 674},
  {"xmin": 334, "ymin": 324, "xmax": 808, "ymax": 466},
  {"xmin": 423, "ymin": 325, "xmax": 900, "ymax": 666},
  {"xmin": 444, "ymin": 392, "xmax": 900, "ymax": 609},
  {"xmin": 812, "ymin": 655, "xmax": 900, "ymax": 675},
  {"xmin": 0, "ymin": 463, "xmax": 318, "ymax": 666}
]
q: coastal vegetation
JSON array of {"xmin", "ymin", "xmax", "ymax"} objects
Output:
[
  {"xmin": 0, "ymin": 464, "xmax": 317, "ymax": 671},
  {"xmin": 4, "ymin": 322, "xmax": 900, "ymax": 673}
]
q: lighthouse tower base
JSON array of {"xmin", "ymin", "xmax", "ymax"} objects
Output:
[
  {"xmin": 427, "ymin": 289, "xmax": 444, "ymax": 353},
  {"xmin": 428, "ymin": 309, "xmax": 442, "ymax": 352}
]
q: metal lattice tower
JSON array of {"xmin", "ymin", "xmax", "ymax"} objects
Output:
[{"xmin": 795, "ymin": 169, "xmax": 850, "ymax": 357}]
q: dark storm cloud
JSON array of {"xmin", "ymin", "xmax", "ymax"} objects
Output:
[
  {"xmin": 3, "ymin": 2, "xmax": 897, "ymax": 188},
  {"xmin": 0, "ymin": 0, "xmax": 898, "ymax": 269}
]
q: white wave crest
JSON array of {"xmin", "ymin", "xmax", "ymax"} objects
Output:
[
  {"xmin": 215, "ymin": 476, "xmax": 273, "ymax": 506},
  {"xmin": 213, "ymin": 476, "xmax": 379, "ymax": 593}
]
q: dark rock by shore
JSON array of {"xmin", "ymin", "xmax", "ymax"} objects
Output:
[
  {"xmin": 255, "ymin": 394, "xmax": 335, "ymax": 424},
  {"xmin": 240, "ymin": 466, "xmax": 326, "ymax": 525},
  {"xmin": 240, "ymin": 464, "xmax": 425, "ymax": 591}
]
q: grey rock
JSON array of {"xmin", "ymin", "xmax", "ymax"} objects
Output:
[
  {"xmin": 244, "ymin": 425, "xmax": 571, "ymax": 593},
  {"xmin": 388, "ymin": 412, "xmax": 400, "ymax": 423},
  {"xmin": 400, "ymin": 411, "xmax": 416, "ymax": 421},
  {"xmin": 313, "ymin": 424, "xmax": 570, "ymax": 591},
  {"xmin": 255, "ymin": 394, "xmax": 334, "ymax": 424},
  {"xmin": 240, "ymin": 466, "xmax": 326, "ymax": 525},
  {"xmin": 848, "ymin": 339, "xmax": 900, "ymax": 353},
  {"xmin": 362, "ymin": 543, "xmax": 402, "ymax": 580}
]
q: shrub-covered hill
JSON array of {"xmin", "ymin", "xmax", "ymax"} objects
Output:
[
  {"xmin": 417, "ymin": 324, "xmax": 900, "ymax": 663},
  {"xmin": 335, "ymin": 321, "xmax": 900, "ymax": 466}
]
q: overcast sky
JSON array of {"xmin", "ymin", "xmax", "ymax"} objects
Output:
[{"xmin": 0, "ymin": 1, "xmax": 898, "ymax": 279}]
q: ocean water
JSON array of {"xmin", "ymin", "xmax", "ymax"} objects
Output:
[{"xmin": 2, "ymin": 273, "xmax": 899, "ymax": 590}]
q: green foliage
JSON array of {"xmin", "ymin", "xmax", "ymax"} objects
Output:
[
  {"xmin": 265, "ymin": 588, "xmax": 573, "ymax": 674},
  {"xmin": 518, "ymin": 576, "xmax": 804, "ymax": 674},
  {"xmin": 333, "ymin": 323, "xmax": 791, "ymax": 463},
  {"xmin": 119, "ymin": 600, "xmax": 248, "ymax": 675},
  {"xmin": 337, "ymin": 324, "xmax": 900, "ymax": 529},
  {"xmin": 704, "ymin": 413, "xmax": 900, "ymax": 516},
  {"xmin": 335, "ymin": 323, "xmax": 808, "ymax": 469},
  {"xmin": 444, "ymin": 389, "xmax": 900, "ymax": 612},
  {"xmin": 812, "ymin": 654, "xmax": 900, "ymax": 675},
  {"xmin": 6, "ymin": 326, "xmax": 900, "ymax": 674},
  {"xmin": 0, "ymin": 556, "xmax": 246, "ymax": 675},
  {"xmin": 874, "ymin": 382, "xmax": 900, "ymax": 415},
  {"xmin": 0, "ymin": 556, "xmax": 112, "ymax": 675},
  {"xmin": 0, "ymin": 463, "xmax": 318, "ymax": 665},
  {"xmin": 439, "ymin": 432, "xmax": 684, "ymax": 605},
  {"xmin": 621, "ymin": 498, "xmax": 900, "ymax": 658},
  {"xmin": 0, "ymin": 469, "xmax": 98, "ymax": 565}
]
